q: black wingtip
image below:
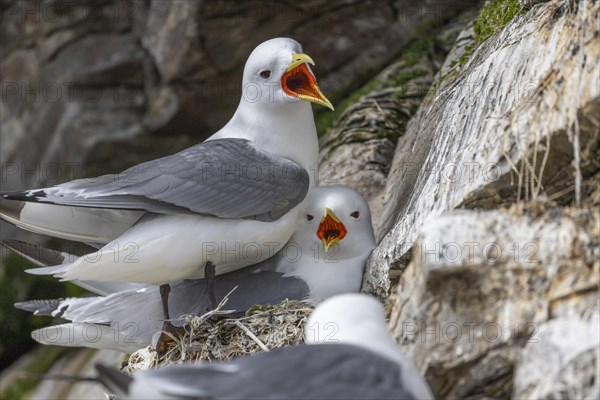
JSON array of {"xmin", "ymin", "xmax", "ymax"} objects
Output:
[
  {"xmin": 1, "ymin": 239, "xmax": 26, "ymax": 251},
  {"xmin": 0, "ymin": 190, "xmax": 45, "ymax": 202},
  {"xmin": 1, "ymin": 239, "xmax": 66, "ymax": 267},
  {"xmin": 14, "ymin": 299, "xmax": 64, "ymax": 316},
  {"xmin": 95, "ymin": 363, "xmax": 133, "ymax": 396}
]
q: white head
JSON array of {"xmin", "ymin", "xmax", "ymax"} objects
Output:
[
  {"xmin": 279, "ymin": 186, "xmax": 376, "ymax": 300},
  {"xmin": 212, "ymin": 38, "xmax": 330, "ymax": 174},
  {"xmin": 305, "ymin": 293, "xmax": 398, "ymax": 359},
  {"xmin": 238, "ymin": 38, "xmax": 333, "ymax": 112},
  {"xmin": 305, "ymin": 294, "xmax": 434, "ymax": 399},
  {"xmin": 294, "ymin": 185, "xmax": 376, "ymax": 260}
]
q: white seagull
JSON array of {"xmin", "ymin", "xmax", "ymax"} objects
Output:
[
  {"xmin": 274, "ymin": 184, "xmax": 377, "ymax": 301},
  {"xmin": 13, "ymin": 185, "xmax": 377, "ymax": 353},
  {"xmin": 0, "ymin": 38, "xmax": 333, "ymax": 332},
  {"xmin": 94, "ymin": 294, "xmax": 434, "ymax": 399}
]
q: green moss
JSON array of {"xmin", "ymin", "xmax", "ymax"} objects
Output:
[
  {"xmin": 444, "ymin": 0, "xmax": 522, "ymax": 70},
  {"xmin": 459, "ymin": 43, "xmax": 476, "ymax": 66},
  {"xmin": 393, "ymin": 68, "xmax": 429, "ymax": 87},
  {"xmin": 401, "ymin": 35, "xmax": 437, "ymax": 67},
  {"xmin": 315, "ymin": 31, "xmax": 441, "ymax": 136},
  {"xmin": 314, "ymin": 77, "xmax": 380, "ymax": 135},
  {"xmin": 474, "ymin": 0, "xmax": 522, "ymax": 44}
]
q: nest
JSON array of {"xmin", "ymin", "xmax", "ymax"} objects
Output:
[{"xmin": 125, "ymin": 294, "xmax": 313, "ymax": 373}]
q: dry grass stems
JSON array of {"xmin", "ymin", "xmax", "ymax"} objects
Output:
[{"xmin": 125, "ymin": 289, "xmax": 313, "ymax": 373}]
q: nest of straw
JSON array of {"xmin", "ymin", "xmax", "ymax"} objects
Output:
[{"xmin": 125, "ymin": 296, "xmax": 313, "ymax": 373}]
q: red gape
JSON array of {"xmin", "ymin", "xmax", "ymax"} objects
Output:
[
  {"xmin": 317, "ymin": 214, "xmax": 347, "ymax": 245},
  {"xmin": 282, "ymin": 64, "xmax": 319, "ymax": 100}
]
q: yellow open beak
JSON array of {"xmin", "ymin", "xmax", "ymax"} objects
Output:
[
  {"xmin": 286, "ymin": 53, "xmax": 316, "ymax": 71},
  {"xmin": 282, "ymin": 53, "xmax": 334, "ymax": 111},
  {"xmin": 316, "ymin": 207, "xmax": 347, "ymax": 252}
]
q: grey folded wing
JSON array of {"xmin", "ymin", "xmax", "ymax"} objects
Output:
[
  {"xmin": 170, "ymin": 263, "xmax": 309, "ymax": 316},
  {"xmin": 123, "ymin": 344, "xmax": 413, "ymax": 399},
  {"xmin": 1, "ymin": 139, "xmax": 309, "ymax": 221}
]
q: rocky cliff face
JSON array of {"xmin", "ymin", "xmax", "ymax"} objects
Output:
[
  {"xmin": 332, "ymin": 0, "xmax": 598, "ymax": 398},
  {"xmin": 364, "ymin": 0, "xmax": 599, "ymax": 299},
  {"xmin": 390, "ymin": 205, "xmax": 598, "ymax": 398}
]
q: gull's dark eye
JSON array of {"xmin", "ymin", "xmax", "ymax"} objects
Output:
[
  {"xmin": 306, "ymin": 214, "xmax": 314, "ymax": 221},
  {"xmin": 259, "ymin": 70, "xmax": 271, "ymax": 79},
  {"xmin": 350, "ymin": 211, "xmax": 360, "ymax": 219}
]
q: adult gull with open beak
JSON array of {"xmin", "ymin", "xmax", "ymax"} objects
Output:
[{"xmin": 0, "ymin": 38, "xmax": 334, "ymax": 341}]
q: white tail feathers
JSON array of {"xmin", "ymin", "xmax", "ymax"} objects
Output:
[
  {"xmin": 1, "ymin": 202, "xmax": 143, "ymax": 244},
  {"xmin": 25, "ymin": 264, "xmax": 69, "ymax": 277}
]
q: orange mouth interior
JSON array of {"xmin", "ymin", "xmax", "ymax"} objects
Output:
[
  {"xmin": 317, "ymin": 214, "xmax": 347, "ymax": 249},
  {"xmin": 281, "ymin": 64, "xmax": 320, "ymax": 99}
]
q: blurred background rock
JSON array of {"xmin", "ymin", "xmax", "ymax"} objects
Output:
[{"xmin": 0, "ymin": 0, "xmax": 472, "ymax": 192}]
